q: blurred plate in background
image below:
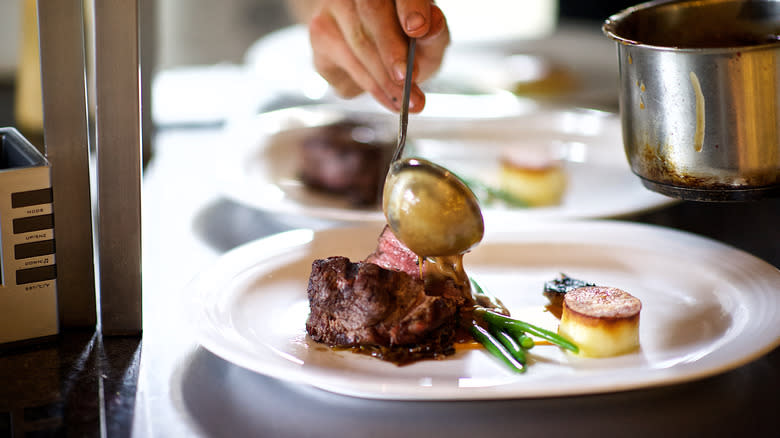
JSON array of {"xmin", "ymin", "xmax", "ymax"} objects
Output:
[
  {"xmin": 217, "ymin": 104, "xmax": 674, "ymax": 223},
  {"xmin": 241, "ymin": 23, "xmax": 619, "ymax": 116},
  {"xmin": 152, "ymin": 22, "xmax": 619, "ymax": 127}
]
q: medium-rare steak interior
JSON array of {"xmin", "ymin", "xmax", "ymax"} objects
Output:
[
  {"xmin": 365, "ymin": 226, "xmax": 480, "ymax": 305},
  {"xmin": 364, "ymin": 225, "xmax": 421, "ymax": 280}
]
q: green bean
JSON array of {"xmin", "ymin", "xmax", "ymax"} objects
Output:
[
  {"xmin": 468, "ymin": 322, "xmax": 526, "ymax": 373},
  {"xmin": 474, "ymin": 307, "xmax": 579, "ymax": 353},
  {"xmin": 489, "ymin": 328, "xmax": 527, "ymax": 364},
  {"xmin": 518, "ymin": 333, "xmax": 535, "ymax": 350}
]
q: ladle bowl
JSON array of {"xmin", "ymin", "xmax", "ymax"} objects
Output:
[{"xmin": 382, "ymin": 157, "xmax": 484, "ymax": 257}]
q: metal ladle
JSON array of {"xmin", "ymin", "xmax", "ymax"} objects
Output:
[
  {"xmin": 382, "ymin": 39, "xmax": 484, "ymax": 258},
  {"xmin": 391, "ymin": 38, "xmax": 416, "ymax": 163}
]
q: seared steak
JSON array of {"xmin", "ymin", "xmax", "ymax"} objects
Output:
[
  {"xmin": 305, "ymin": 227, "xmax": 506, "ymax": 364},
  {"xmin": 298, "ymin": 122, "xmax": 393, "ymax": 206},
  {"xmin": 305, "ymin": 256, "xmax": 461, "ymax": 363}
]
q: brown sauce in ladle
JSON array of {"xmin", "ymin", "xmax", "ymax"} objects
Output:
[{"xmin": 382, "ymin": 157, "xmax": 484, "ymax": 286}]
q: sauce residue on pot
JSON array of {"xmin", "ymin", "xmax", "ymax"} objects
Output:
[{"xmin": 689, "ymin": 71, "xmax": 705, "ymax": 152}]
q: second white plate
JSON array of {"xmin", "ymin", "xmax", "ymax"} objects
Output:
[{"xmin": 219, "ymin": 105, "xmax": 675, "ymax": 223}]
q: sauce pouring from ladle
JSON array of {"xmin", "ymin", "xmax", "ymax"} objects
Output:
[{"xmin": 382, "ymin": 38, "xmax": 484, "ymax": 259}]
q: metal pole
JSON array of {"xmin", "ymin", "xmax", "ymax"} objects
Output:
[
  {"xmin": 37, "ymin": 0, "xmax": 97, "ymax": 328},
  {"xmin": 93, "ymin": 0, "xmax": 143, "ymax": 335}
]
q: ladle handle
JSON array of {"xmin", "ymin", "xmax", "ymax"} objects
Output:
[{"xmin": 392, "ymin": 37, "xmax": 416, "ymax": 163}]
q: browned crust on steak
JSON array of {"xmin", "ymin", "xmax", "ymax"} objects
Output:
[{"xmin": 305, "ymin": 256, "xmax": 460, "ymax": 353}]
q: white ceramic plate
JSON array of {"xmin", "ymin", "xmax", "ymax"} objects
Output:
[
  {"xmin": 188, "ymin": 221, "xmax": 780, "ymax": 400},
  {"xmin": 218, "ymin": 105, "xmax": 674, "ymax": 223}
]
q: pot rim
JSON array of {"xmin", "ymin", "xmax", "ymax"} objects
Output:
[{"xmin": 602, "ymin": 0, "xmax": 780, "ymax": 53}]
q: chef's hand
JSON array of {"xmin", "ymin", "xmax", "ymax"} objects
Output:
[{"xmin": 300, "ymin": 0, "xmax": 449, "ymax": 113}]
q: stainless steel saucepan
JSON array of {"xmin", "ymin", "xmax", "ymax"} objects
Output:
[{"xmin": 604, "ymin": 0, "xmax": 780, "ymax": 201}]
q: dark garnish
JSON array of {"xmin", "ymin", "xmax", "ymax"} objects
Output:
[{"xmin": 543, "ymin": 273, "xmax": 596, "ymax": 311}]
